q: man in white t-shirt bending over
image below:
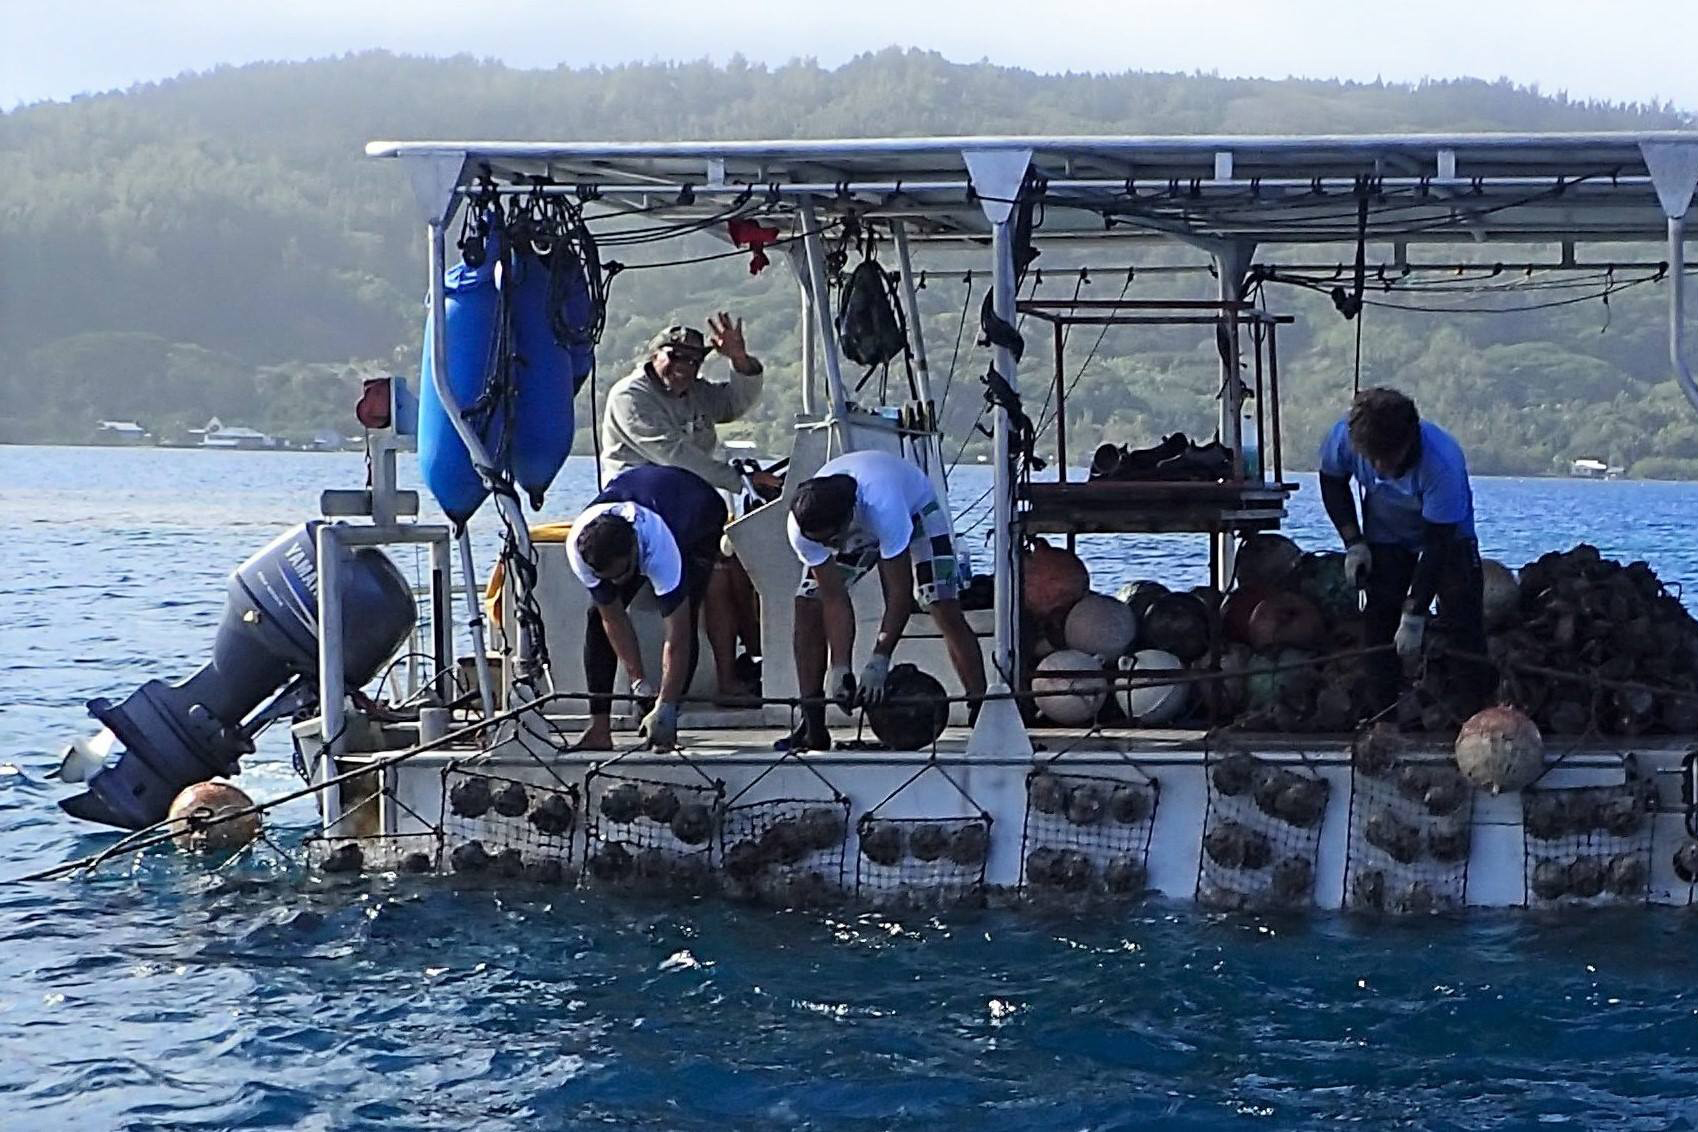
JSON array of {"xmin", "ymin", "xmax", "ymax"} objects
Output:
[{"xmin": 784, "ymin": 449, "xmax": 986, "ymax": 750}]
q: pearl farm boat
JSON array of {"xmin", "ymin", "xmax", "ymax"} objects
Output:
[{"xmin": 54, "ymin": 132, "xmax": 1698, "ymax": 914}]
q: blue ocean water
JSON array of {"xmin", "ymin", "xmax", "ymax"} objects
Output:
[{"xmin": 4, "ymin": 444, "xmax": 1698, "ymax": 1130}]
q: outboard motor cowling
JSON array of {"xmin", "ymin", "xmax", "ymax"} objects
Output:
[{"xmin": 60, "ymin": 522, "xmax": 416, "ymax": 830}]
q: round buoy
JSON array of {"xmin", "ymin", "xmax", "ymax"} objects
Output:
[
  {"xmin": 1454, "ymin": 705, "xmax": 1544, "ymax": 794},
  {"xmin": 1481, "ymin": 559, "xmax": 1520, "ymax": 629},
  {"xmin": 1063, "ymin": 592, "xmax": 1138, "ymax": 659},
  {"xmin": 865, "ymin": 664, "xmax": 950, "ymax": 749},
  {"xmin": 1115, "ymin": 579, "xmax": 1169, "ymax": 623},
  {"xmin": 167, "ymin": 781, "xmax": 261, "ymax": 852},
  {"xmin": 1245, "ymin": 591, "xmax": 1326, "ymax": 650},
  {"xmin": 1220, "ymin": 583, "xmax": 1274, "ymax": 644},
  {"xmin": 1139, "ymin": 592, "xmax": 1213, "ymax": 662},
  {"xmin": 1031, "ymin": 649, "xmax": 1107, "ymax": 725},
  {"xmin": 1294, "ymin": 552, "xmax": 1356, "ymax": 623},
  {"xmin": 1022, "ymin": 538, "xmax": 1089, "ymax": 621},
  {"xmin": 1234, "ymin": 534, "xmax": 1302, "ymax": 588},
  {"xmin": 1117, "ymin": 649, "xmax": 1190, "ymax": 724}
]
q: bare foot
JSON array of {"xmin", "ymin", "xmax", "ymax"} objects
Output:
[{"xmin": 569, "ymin": 726, "xmax": 614, "ymax": 752}]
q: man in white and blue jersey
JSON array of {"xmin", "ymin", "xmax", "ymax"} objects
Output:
[
  {"xmin": 566, "ymin": 465, "xmax": 728, "ymax": 750},
  {"xmin": 1318, "ymin": 387, "xmax": 1495, "ymax": 717}
]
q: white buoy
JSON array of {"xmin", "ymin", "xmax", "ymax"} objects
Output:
[
  {"xmin": 1117, "ymin": 649, "xmax": 1189, "ymax": 724},
  {"xmin": 1032, "ymin": 649, "xmax": 1107, "ymax": 725},
  {"xmin": 1063, "ymin": 592, "xmax": 1138, "ymax": 659},
  {"xmin": 1454, "ymin": 705, "xmax": 1544, "ymax": 794}
]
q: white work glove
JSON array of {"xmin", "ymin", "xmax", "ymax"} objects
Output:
[
  {"xmin": 1394, "ymin": 610, "xmax": 1426, "ymax": 659},
  {"xmin": 639, "ymin": 701, "xmax": 680, "ymax": 749},
  {"xmin": 630, "ymin": 676, "xmax": 657, "ymax": 703},
  {"xmin": 856, "ymin": 654, "xmax": 892, "ymax": 707},
  {"xmin": 825, "ymin": 664, "xmax": 857, "ymax": 708},
  {"xmin": 1344, "ymin": 539, "xmax": 1372, "ymax": 589}
]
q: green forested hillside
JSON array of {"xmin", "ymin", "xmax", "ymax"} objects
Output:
[{"xmin": 1, "ymin": 49, "xmax": 1695, "ymax": 476}]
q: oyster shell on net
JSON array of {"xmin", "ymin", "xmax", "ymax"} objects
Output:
[
  {"xmin": 448, "ymin": 776, "xmax": 493, "ymax": 819},
  {"xmin": 1064, "ymin": 784, "xmax": 1107, "ymax": 826},
  {"xmin": 1051, "ymin": 848, "xmax": 1093, "ymax": 892},
  {"xmin": 1102, "ymin": 855, "xmax": 1146, "ymax": 895},
  {"xmin": 669, "ymin": 801, "xmax": 714, "ymax": 846},
  {"xmin": 320, "ymin": 842, "xmax": 365, "ymax": 874},
  {"xmin": 760, "ymin": 820, "xmax": 808, "ymax": 866},
  {"xmin": 1351, "ymin": 868, "xmax": 1386, "ymax": 911},
  {"xmin": 1273, "ymin": 777, "xmax": 1327, "ymax": 829},
  {"xmin": 1427, "ymin": 821, "xmax": 1471, "ymax": 864},
  {"xmin": 1351, "ymin": 724, "xmax": 1404, "ymax": 778},
  {"xmin": 587, "ymin": 841, "xmax": 634, "ymax": 882},
  {"xmin": 1269, "ymin": 856, "xmax": 1314, "ymax": 903},
  {"xmin": 492, "ymin": 781, "xmax": 530, "ymax": 818},
  {"xmin": 450, "ymin": 840, "xmax": 491, "ymax": 873},
  {"xmin": 1204, "ymin": 822, "xmax": 1271, "ymax": 871},
  {"xmin": 528, "ymin": 793, "xmax": 576, "ymax": 837},
  {"xmin": 1530, "ymin": 858, "xmax": 1569, "ymax": 901},
  {"xmin": 724, "ymin": 839, "xmax": 767, "ymax": 880},
  {"xmin": 399, "ymin": 850, "xmax": 435, "ymax": 875},
  {"xmin": 1029, "ymin": 772, "xmax": 1069, "ymax": 814},
  {"xmin": 492, "ymin": 847, "xmax": 526, "ymax": 878},
  {"xmin": 1566, "ymin": 855, "xmax": 1605, "ymax": 899},
  {"xmin": 1025, "ymin": 847, "xmax": 1061, "ymax": 887},
  {"xmin": 946, "ymin": 823, "xmax": 989, "ymax": 867},
  {"xmin": 1597, "ymin": 792, "xmax": 1644, "ymax": 838},
  {"xmin": 641, "ymin": 786, "xmax": 681, "ymax": 825},
  {"xmin": 797, "ymin": 807, "xmax": 847, "ymax": 852},
  {"xmin": 1108, "ymin": 784, "xmax": 1151, "ymax": 826},
  {"xmin": 599, "ymin": 783, "xmax": 643, "ymax": 825},
  {"xmin": 1210, "ymin": 751, "xmax": 1258, "ymax": 797},
  {"xmin": 1522, "ymin": 791, "xmax": 1573, "ymax": 842},
  {"xmin": 1394, "ymin": 881, "xmax": 1438, "ymax": 916},
  {"xmin": 859, "ymin": 822, "xmax": 905, "ymax": 866},
  {"xmin": 908, "ymin": 823, "xmax": 950, "ymax": 862},
  {"xmin": 1605, "ymin": 852, "xmax": 1648, "ymax": 897},
  {"xmin": 1364, "ymin": 810, "xmax": 1422, "ymax": 865},
  {"xmin": 1674, "ymin": 840, "xmax": 1698, "ymax": 885}
]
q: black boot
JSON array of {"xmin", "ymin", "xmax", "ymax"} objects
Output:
[{"xmin": 777, "ymin": 704, "xmax": 831, "ymax": 752}]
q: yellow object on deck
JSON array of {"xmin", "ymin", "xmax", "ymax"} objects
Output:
[{"xmin": 484, "ymin": 522, "xmax": 573, "ymax": 630}]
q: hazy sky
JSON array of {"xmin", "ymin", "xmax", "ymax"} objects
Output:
[{"xmin": 5, "ymin": 0, "xmax": 1696, "ymax": 115}]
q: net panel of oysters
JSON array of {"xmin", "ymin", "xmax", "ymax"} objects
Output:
[
  {"xmin": 1020, "ymin": 768, "xmax": 1159, "ymax": 907},
  {"xmin": 1198, "ymin": 749, "xmax": 1329, "ymax": 910},
  {"xmin": 1521, "ymin": 777, "xmax": 1654, "ymax": 908},
  {"xmin": 440, "ymin": 767, "xmax": 580, "ymax": 883}
]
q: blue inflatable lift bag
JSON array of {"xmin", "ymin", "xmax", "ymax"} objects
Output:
[
  {"xmin": 417, "ymin": 216, "xmax": 505, "ymax": 525},
  {"xmin": 509, "ymin": 245, "xmax": 595, "ymax": 508}
]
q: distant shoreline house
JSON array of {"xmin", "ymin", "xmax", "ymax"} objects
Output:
[
  {"xmin": 93, "ymin": 420, "xmax": 150, "ymax": 445},
  {"xmin": 197, "ymin": 417, "xmax": 277, "ymax": 450}
]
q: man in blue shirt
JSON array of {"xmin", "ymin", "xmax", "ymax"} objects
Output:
[
  {"xmin": 565, "ymin": 465, "xmax": 728, "ymax": 750},
  {"xmin": 1318, "ymin": 387, "xmax": 1494, "ymax": 718}
]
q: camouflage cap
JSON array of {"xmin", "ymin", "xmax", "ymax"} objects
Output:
[{"xmin": 646, "ymin": 324, "xmax": 710, "ymax": 357}]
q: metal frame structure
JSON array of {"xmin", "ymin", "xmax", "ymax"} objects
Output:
[{"xmin": 372, "ymin": 131, "xmax": 1698, "ymax": 736}]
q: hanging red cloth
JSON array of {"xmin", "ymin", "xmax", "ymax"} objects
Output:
[{"xmin": 727, "ymin": 218, "xmax": 781, "ymax": 275}]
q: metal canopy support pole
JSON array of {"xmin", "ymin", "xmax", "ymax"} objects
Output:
[
  {"xmin": 891, "ymin": 222, "xmax": 936, "ymax": 405},
  {"xmin": 1642, "ymin": 142, "xmax": 1698, "ymax": 416},
  {"xmin": 428, "ymin": 535, "xmax": 455, "ymax": 704},
  {"xmin": 314, "ymin": 523, "xmax": 345, "ymax": 829},
  {"xmin": 797, "ymin": 195, "xmax": 850, "ymax": 423},
  {"xmin": 1211, "ymin": 239, "xmax": 1256, "ymax": 590},
  {"xmin": 786, "ymin": 243, "xmax": 819, "ymax": 418},
  {"xmin": 963, "ymin": 147, "xmax": 1034, "ymax": 761},
  {"xmin": 891, "ymin": 220, "xmax": 961, "ymax": 547}
]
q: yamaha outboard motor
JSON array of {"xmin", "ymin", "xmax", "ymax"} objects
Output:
[{"xmin": 60, "ymin": 522, "xmax": 416, "ymax": 830}]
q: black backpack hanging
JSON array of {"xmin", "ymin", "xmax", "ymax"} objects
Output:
[{"xmin": 836, "ymin": 258, "xmax": 909, "ymax": 369}]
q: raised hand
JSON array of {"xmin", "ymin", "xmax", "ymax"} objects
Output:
[{"xmin": 707, "ymin": 311, "xmax": 748, "ymax": 365}]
